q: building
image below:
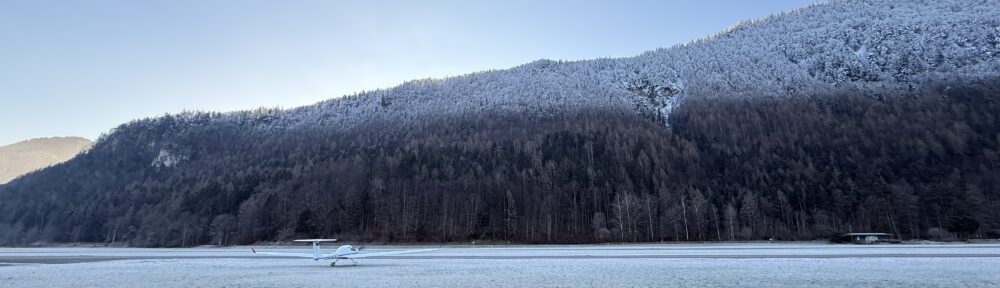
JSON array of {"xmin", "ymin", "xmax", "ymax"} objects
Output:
[{"xmin": 833, "ymin": 233, "xmax": 896, "ymax": 244}]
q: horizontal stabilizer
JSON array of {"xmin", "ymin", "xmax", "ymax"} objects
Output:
[{"xmin": 293, "ymin": 239, "xmax": 338, "ymax": 243}]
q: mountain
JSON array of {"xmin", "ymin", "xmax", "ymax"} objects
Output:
[
  {"xmin": 280, "ymin": 0, "xmax": 1000, "ymax": 129},
  {"xmin": 0, "ymin": 137, "xmax": 92, "ymax": 184},
  {"xmin": 1, "ymin": 0, "xmax": 999, "ymax": 246}
]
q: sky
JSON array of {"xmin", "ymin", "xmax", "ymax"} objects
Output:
[{"xmin": 0, "ymin": 0, "xmax": 817, "ymax": 146}]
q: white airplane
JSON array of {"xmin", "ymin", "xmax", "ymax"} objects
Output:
[{"xmin": 251, "ymin": 239, "xmax": 436, "ymax": 267}]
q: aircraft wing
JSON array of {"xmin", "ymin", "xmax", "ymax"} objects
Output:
[
  {"xmin": 251, "ymin": 248, "xmax": 316, "ymax": 258},
  {"xmin": 341, "ymin": 248, "xmax": 438, "ymax": 259}
]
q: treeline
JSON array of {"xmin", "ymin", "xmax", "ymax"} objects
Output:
[{"xmin": 1, "ymin": 81, "xmax": 999, "ymax": 246}]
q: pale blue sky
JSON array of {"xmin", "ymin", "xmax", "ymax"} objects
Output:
[{"xmin": 0, "ymin": 0, "xmax": 816, "ymax": 145}]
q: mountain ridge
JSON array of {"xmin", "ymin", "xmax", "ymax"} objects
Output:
[{"xmin": 96, "ymin": 0, "xmax": 1000, "ymax": 137}]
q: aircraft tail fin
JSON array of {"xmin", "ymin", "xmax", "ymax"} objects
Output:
[{"xmin": 312, "ymin": 242, "xmax": 322, "ymax": 259}]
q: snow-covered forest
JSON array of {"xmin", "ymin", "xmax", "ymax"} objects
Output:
[
  {"xmin": 279, "ymin": 0, "xmax": 1000, "ymax": 129},
  {"xmin": 1, "ymin": 0, "xmax": 999, "ymax": 246}
]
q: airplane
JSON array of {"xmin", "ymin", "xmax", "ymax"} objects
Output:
[{"xmin": 251, "ymin": 239, "xmax": 437, "ymax": 267}]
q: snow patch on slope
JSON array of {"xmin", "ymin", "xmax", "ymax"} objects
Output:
[{"xmin": 152, "ymin": 149, "xmax": 185, "ymax": 168}]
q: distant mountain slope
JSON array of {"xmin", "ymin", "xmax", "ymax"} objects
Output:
[
  {"xmin": 0, "ymin": 137, "xmax": 92, "ymax": 184},
  {"xmin": 1, "ymin": 0, "xmax": 999, "ymax": 246}
]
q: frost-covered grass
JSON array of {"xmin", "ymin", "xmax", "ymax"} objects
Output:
[
  {"xmin": 2, "ymin": 243, "xmax": 999, "ymax": 257},
  {"xmin": 1, "ymin": 244, "xmax": 999, "ymax": 287}
]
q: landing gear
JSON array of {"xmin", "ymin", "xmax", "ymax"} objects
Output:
[
  {"xmin": 329, "ymin": 258, "xmax": 357, "ymax": 267},
  {"xmin": 330, "ymin": 259, "xmax": 357, "ymax": 267}
]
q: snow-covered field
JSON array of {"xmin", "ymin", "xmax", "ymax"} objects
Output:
[{"xmin": 1, "ymin": 243, "xmax": 999, "ymax": 287}]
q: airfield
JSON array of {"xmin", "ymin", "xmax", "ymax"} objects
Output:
[{"xmin": 1, "ymin": 243, "xmax": 999, "ymax": 287}]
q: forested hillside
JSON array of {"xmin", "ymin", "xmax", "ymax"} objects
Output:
[
  {"xmin": 1, "ymin": 79, "xmax": 997, "ymax": 246},
  {"xmin": 1, "ymin": 0, "xmax": 999, "ymax": 246}
]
